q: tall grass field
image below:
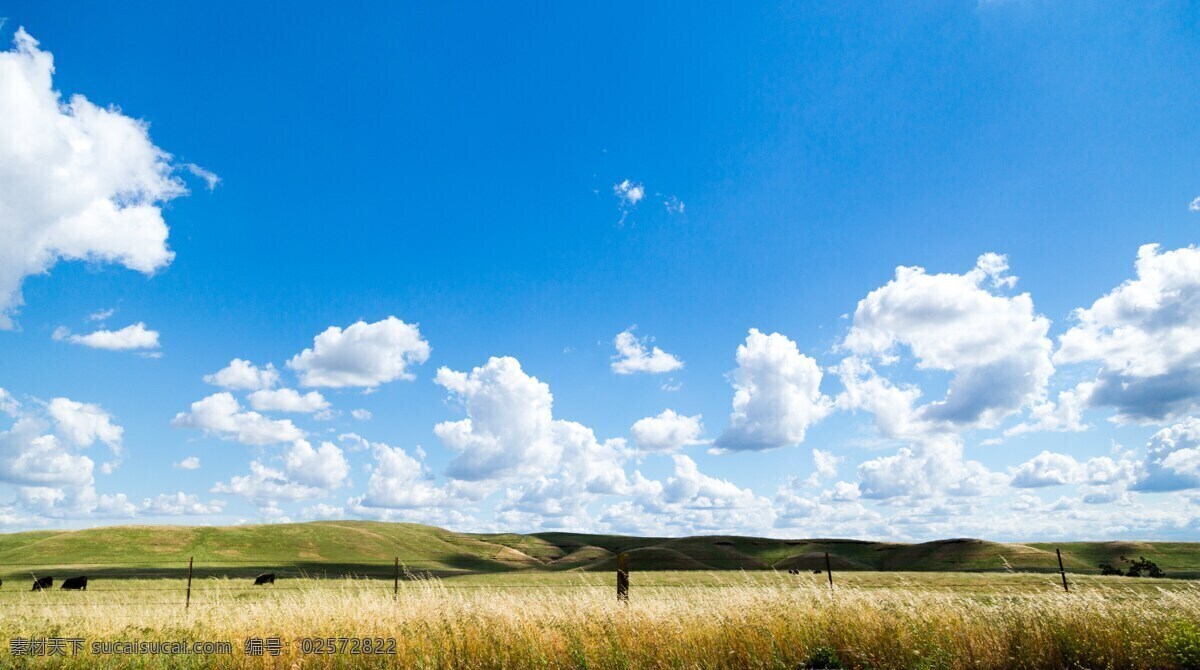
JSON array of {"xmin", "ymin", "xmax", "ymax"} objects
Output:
[
  {"xmin": 1, "ymin": 573, "xmax": 1199, "ymax": 669},
  {"xmin": 0, "ymin": 523, "xmax": 1197, "ymax": 668}
]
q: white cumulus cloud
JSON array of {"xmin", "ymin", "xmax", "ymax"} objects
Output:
[
  {"xmin": 804, "ymin": 448, "xmax": 842, "ymax": 487},
  {"xmin": 611, "ymin": 327, "xmax": 683, "ymax": 374},
  {"xmin": 0, "ymin": 391, "xmax": 128, "ymax": 519},
  {"xmin": 1055, "ymin": 244, "xmax": 1200, "ymax": 424},
  {"xmin": 630, "ymin": 409, "xmax": 705, "ymax": 452},
  {"xmin": 1134, "ymin": 417, "xmax": 1200, "ymax": 491},
  {"xmin": 212, "ymin": 441, "xmax": 349, "ymax": 507},
  {"xmin": 349, "ymin": 442, "xmax": 456, "ymax": 510},
  {"xmin": 171, "ymin": 392, "xmax": 304, "ymax": 445},
  {"xmin": 281, "ymin": 439, "xmax": 350, "ymax": 491},
  {"xmin": 839, "ymin": 253, "xmax": 1053, "ymax": 435},
  {"xmin": 600, "ymin": 455, "xmax": 775, "ymax": 536},
  {"xmin": 46, "ymin": 397, "xmax": 123, "ymax": 452},
  {"xmin": 1010, "ymin": 451, "xmax": 1083, "ymax": 488},
  {"xmin": 173, "ymin": 456, "xmax": 200, "ymax": 470},
  {"xmin": 248, "ymin": 388, "xmax": 330, "ymax": 414},
  {"xmin": 203, "ymin": 359, "xmax": 279, "ymax": 391},
  {"xmin": 434, "ymin": 356, "xmax": 634, "ymax": 527},
  {"xmin": 714, "ymin": 329, "xmax": 832, "ymax": 451},
  {"xmin": 211, "ymin": 461, "xmax": 327, "ymax": 505},
  {"xmin": 53, "ymin": 322, "xmax": 160, "ymax": 351},
  {"xmin": 0, "ymin": 29, "xmax": 196, "ymax": 329},
  {"xmin": 288, "ymin": 317, "xmax": 431, "ymax": 388},
  {"xmin": 857, "ymin": 436, "xmax": 1005, "ymax": 500},
  {"xmin": 140, "ymin": 492, "xmax": 224, "ymax": 516}
]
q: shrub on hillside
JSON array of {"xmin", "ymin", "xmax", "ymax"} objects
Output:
[{"xmin": 1100, "ymin": 556, "xmax": 1166, "ymax": 578}]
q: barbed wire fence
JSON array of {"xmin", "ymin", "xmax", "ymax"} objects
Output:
[{"xmin": 0, "ymin": 546, "xmax": 1193, "ymax": 608}]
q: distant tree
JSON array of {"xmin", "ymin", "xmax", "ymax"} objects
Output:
[
  {"xmin": 1121, "ymin": 556, "xmax": 1166, "ymax": 578},
  {"xmin": 1099, "ymin": 563, "xmax": 1123, "ymax": 576}
]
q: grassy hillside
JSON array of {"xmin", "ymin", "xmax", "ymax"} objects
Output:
[{"xmin": 0, "ymin": 521, "xmax": 1196, "ymax": 579}]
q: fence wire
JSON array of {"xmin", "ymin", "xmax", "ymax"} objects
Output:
[{"xmin": 0, "ymin": 544, "xmax": 1190, "ymax": 609}]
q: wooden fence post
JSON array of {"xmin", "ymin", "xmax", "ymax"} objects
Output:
[
  {"xmin": 185, "ymin": 556, "xmax": 194, "ymax": 609},
  {"xmin": 825, "ymin": 552, "xmax": 833, "ymax": 588},
  {"xmin": 1057, "ymin": 548, "xmax": 1069, "ymax": 593},
  {"xmin": 616, "ymin": 552, "xmax": 629, "ymax": 603},
  {"xmin": 393, "ymin": 557, "xmax": 399, "ymax": 599}
]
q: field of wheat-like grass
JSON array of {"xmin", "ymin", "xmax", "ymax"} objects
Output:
[{"xmin": 0, "ymin": 573, "xmax": 1198, "ymax": 669}]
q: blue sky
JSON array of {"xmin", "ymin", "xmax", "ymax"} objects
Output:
[{"xmin": 2, "ymin": 1, "xmax": 1200, "ymax": 539}]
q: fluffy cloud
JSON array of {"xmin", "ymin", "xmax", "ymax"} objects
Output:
[
  {"xmin": 1004, "ymin": 381, "xmax": 1093, "ymax": 437},
  {"xmin": 630, "ymin": 410, "xmax": 705, "ymax": 452},
  {"xmin": 774, "ymin": 479, "xmax": 891, "ymax": 538},
  {"xmin": 1010, "ymin": 451, "xmax": 1083, "ymax": 488},
  {"xmin": 834, "ymin": 357, "xmax": 926, "ymax": 441},
  {"xmin": 857, "ymin": 436, "xmax": 1005, "ymax": 500},
  {"xmin": 804, "ymin": 448, "xmax": 842, "ymax": 486},
  {"xmin": 349, "ymin": 442, "xmax": 454, "ymax": 510},
  {"xmin": 212, "ymin": 461, "xmax": 327, "ymax": 504},
  {"xmin": 203, "ymin": 359, "xmax": 279, "ymax": 391},
  {"xmin": 435, "ymin": 357, "xmax": 627, "ymax": 486},
  {"xmin": 434, "ymin": 356, "xmax": 635, "ymax": 526},
  {"xmin": 173, "ymin": 456, "xmax": 200, "ymax": 470},
  {"xmin": 211, "ymin": 441, "xmax": 349, "ymax": 506},
  {"xmin": 171, "ymin": 392, "xmax": 304, "ymax": 445},
  {"xmin": 288, "ymin": 317, "xmax": 431, "ymax": 388},
  {"xmin": 1007, "ymin": 450, "xmax": 1139, "ymax": 504},
  {"xmin": 0, "ymin": 391, "xmax": 128, "ymax": 518},
  {"xmin": 1055, "ymin": 244, "xmax": 1200, "ymax": 423},
  {"xmin": 611, "ymin": 327, "xmax": 683, "ymax": 374},
  {"xmin": 434, "ymin": 357, "xmax": 560, "ymax": 482},
  {"xmin": 140, "ymin": 492, "xmax": 224, "ymax": 516},
  {"xmin": 281, "ymin": 439, "xmax": 350, "ymax": 491},
  {"xmin": 0, "ymin": 29, "xmax": 193, "ymax": 328},
  {"xmin": 351, "ymin": 409, "xmax": 372, "ymax": 421},
  {"xmin": 53, "ymin": 322, "xmax": 160, "ymax": 351},
  {"xmin": 839, "ymin": 253, "xmax": 1053, "ymax": 434},
  {"xmin": 248, "ymin": 388, "xmax": 330, "ymax": 414},
  {"xmin": 613, "ymin": 179, "xmax": 645, "ymax": 205},
  {"xmin": 714, "ymin": 329, "xmax": 832, "ymax": 451},
  {"xmin": 600, "ymin": 455, "xmax": 775, "ymax": 535},
  {"xmin": 1134, "ymin": 417, "xmax": 1200, "ymax": 491},
  {"xmin": 46, "ymin": 397, "xmax": 123, "ymax": 452},
  {"xmin": 301, "ymin": 503, "xmax": 345, "ymax": 520}
]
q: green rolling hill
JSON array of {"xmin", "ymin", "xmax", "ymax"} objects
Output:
[{"xmin": 0, "ymin": 521, "xmax": 1195, "ymax": 580}]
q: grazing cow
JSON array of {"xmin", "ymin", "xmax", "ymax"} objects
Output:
[
  {"xmin": 253, "ymin": 573, "xmax": 275, "ymax": 586},
  {"xmin": 787, "ymin": 569, "xmax": 800, "ymax": 575},
  {"xmin": 31, "ymin": 576, "xmax": 52, "ymax": 591},
  {"xmin": 61, "ymin": 576, "xmax": 88, "ymax": 591}
]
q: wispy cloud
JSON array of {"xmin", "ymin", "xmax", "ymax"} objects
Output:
[
  {"xmin": 53, "ymin": 322, "xmax": 161, "ymax": 352},
  {"xmin": 613, "ymin": 179, "xmax": 645, "ymax": 225},
  {"xmin": 184, "ymin": 163, "xmax": 220, "ymax": 190}
]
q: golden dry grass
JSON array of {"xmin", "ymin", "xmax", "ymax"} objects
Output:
[{"xmin": 0, "ymin": 573, "xmax": 1197, "ymax": 669}]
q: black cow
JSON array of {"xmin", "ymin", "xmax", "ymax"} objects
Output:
[
  {"xmin": 253, "ymin": 573, "xmax": 275, "ymax": 586},
  {"xmin": 787, "ymin": 569, "xmax": 800, "ymax": 575},
  {"xmin": 61, "ymin": 576, "xmax": 88, "ymax": 591},
  {"xmin": 31, "ymin": 576, "xmax": 52, "ymax": 591}
]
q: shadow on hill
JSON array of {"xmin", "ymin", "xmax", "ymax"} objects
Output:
[{"xmin": 0, "ymin": 555, "xmax": 528, "ymax": 582}]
